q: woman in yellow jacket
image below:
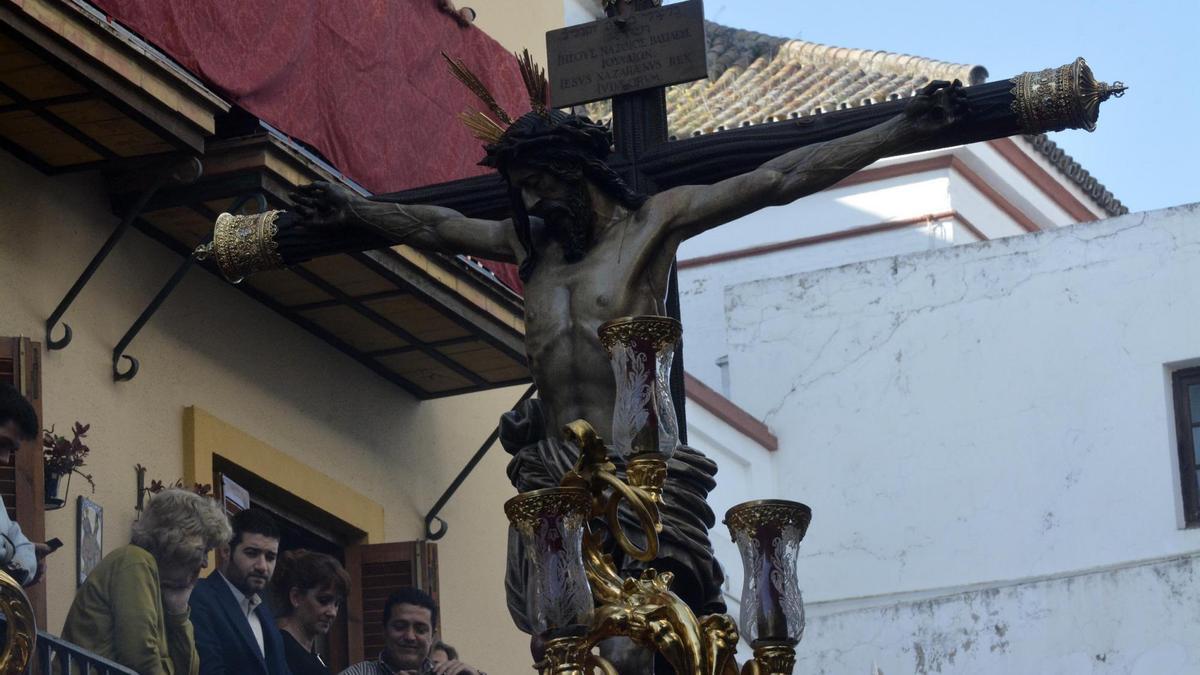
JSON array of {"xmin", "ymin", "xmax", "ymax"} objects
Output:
[{"xmin": 63, "ymin": 488, "xmax": 231, "ymax": 675}]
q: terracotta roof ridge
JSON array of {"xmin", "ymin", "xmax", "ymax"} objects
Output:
[
  {"xmin": 704, "ymin": 20, "xmax": 988, "ymax": 86},
  {"xmin": 1023, "ymin": 134, "xmax": 1128, "ymax": 217}
]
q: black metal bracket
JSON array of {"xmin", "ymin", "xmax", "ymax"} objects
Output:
[
  {"xmin": 45, "ymin": 157, "xmax": 203, "ymax": 350},
  {"xmin": 424, "ymin": 383, "xmax": 537, "ymax": 540},
  {"xmin": 112, "ymin": 192, "xmax": 267, "ymax": 382}
]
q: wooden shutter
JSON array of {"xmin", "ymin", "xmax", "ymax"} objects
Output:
[
  {"xmin": 344, "ymin": 541, "xmax": 439, "ymax": 663},
  {"xmin": 0, "ymin": 336, "xmax": 46, "ymax": 626}
]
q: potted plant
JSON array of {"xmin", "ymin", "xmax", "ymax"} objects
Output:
[
  {"xmin": 133, "ymin": 464, "xmax": 213, "ymax": 516},
  {"xmin": 43, "ymin": 422, "xmax": 95, "ymax": 510}
]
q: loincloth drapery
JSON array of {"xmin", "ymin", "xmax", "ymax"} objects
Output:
[{"xmin": 500, "ymin": 398, "xmax": 726, "ymax": 634}]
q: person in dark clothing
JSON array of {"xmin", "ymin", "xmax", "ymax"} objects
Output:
[
  {"xmin": 189, "ymin": 508, "xmax": 290, "ymax": 675},
  {"xmin": 272, "ymin": 549, "xmax": 350, "ymax": 675}
]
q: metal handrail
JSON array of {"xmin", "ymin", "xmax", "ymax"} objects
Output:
[
  {"xmin": 0, "ymin": 611, "xmax": 137, "ymax": 675},
  {"xmin": 33, "ymin": 630, "xmax": 138, "ymax": 674}
]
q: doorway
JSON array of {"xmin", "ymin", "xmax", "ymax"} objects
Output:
[{"xmin": 215, "ymin": 457, "xmax": 363, "ymax": 671}]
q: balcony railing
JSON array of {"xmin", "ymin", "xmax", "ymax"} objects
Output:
[
  {"xmin": 1, "ymin": 615, "xmax": 135, "ymax": 675},
  {"xmin": 32, "ymin": 630, "xmax": 137, "ymax": 675}
]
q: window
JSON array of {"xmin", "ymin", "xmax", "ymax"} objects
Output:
[{"xmin": 1173, "ymin": 367, "xmax": 1200, "ymax": 525}]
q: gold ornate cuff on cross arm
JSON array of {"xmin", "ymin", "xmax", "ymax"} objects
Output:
[
  {"xmin": 1009, "ymin": 57, "xmax": 1126, "ymax": 134},
  {"xmin": 199, "ymin": 210, "xmax": 287, "ymax": 284}
]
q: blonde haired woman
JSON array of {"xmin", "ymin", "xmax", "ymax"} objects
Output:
[{"xmin": 63, "ymin": 488, "xmax": 231, "ymax": 675}]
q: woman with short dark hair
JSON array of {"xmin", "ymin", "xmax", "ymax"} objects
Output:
[{"xmin": 272, "ymin": 549, "xmax": 350, "ymax": 675}]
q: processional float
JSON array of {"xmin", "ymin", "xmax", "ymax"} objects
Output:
[
  {"xmin": 187, "ymin": 57, "xmax": 1124, "ymax": 675},
  {"xmin": 0, "ymin": 62, "xmax": 1125, "ymax": 675}
]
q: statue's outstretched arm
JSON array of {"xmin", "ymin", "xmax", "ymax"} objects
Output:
[
  {"xmin": 291, "ymin": 181, "xmax": 517, "ymax": 262},
  {"xmin": 659, "ymin": 81, "xmax": 967, "ymax": 241}
]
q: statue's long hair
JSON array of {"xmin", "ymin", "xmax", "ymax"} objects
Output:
[
  {"xmin": 506, "ymin": 156, "xmax": 646, "ymax": 280},
  {"xmin": 491, "ymin": 111, "xmax": 647, "ymax": 280}
]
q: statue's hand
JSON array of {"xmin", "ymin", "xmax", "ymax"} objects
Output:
[
  {"xmin": 903, "ymin": 79, "xmax": 969, "ymax": 135},
  {"xmin": 289, "ymin": 181, "xmax": 361, "ymax": 228}
]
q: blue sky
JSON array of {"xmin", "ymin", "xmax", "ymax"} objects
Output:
[{"xmin": 685, "ymin": 0, "xmax": 1195, "ymax": 213}]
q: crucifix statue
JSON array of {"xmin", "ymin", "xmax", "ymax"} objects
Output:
[
  {"xmin": 205, "ymin": 1, "xmax": 1121, "ymax": 671},
  {"xmin": 283, "ymin": 40, "xmax": 964, "ymax": 672}
]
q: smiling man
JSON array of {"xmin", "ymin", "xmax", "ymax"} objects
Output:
[
  {"xmin": 189, "ymin": 508, "xmax": 290, "ymax": 675},
  {"xmin": 339, "ymin": 588, "xmax": 484, "ymax": 675}
]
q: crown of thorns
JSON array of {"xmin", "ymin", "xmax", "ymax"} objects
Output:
[{"xmin": 443, "ymin": 50, "xmax": 612, "ymax": 169}]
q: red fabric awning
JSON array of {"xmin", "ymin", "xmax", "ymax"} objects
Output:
[{"xmin": 90, "ymin": 0, "xmax": 529, "ymax": 194}]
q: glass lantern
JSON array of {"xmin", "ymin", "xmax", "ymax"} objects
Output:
[
  {"xmin": 505, "ymin": 486, "xmax": 595, "ymax": 638},
  {"xmin": 724, "ymin": 499, "xmax": 813, "ymax": 646},
  {"xmin": 597, "ymin": 315, "xmax": 682, "ymax": 460}
]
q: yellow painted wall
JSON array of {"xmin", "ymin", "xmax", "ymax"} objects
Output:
[
  {"xmin": 0, "ymin": 148, "xmax": 532, "ymax": 672},
  {"xmin": 467, "ymin": 0, "xmax": 564, "ymax": 66}
]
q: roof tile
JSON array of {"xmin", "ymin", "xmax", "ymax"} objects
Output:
[{"xmin": 582, "ymin": 21, "xmax": 1123, "ymax": 216}]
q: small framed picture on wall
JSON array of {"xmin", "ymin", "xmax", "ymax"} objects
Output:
[{"xmin": 77, "ymin": 496, "xmax": 103, "ymax": 586}]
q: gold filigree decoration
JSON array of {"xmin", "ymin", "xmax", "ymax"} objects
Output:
[
  {"xmin": 1009, "ymin": 57, "xmax": 1126, "ymax": 134},
  {"xmin": 202, "ymin": 210, "xmax": 286, "ymax": 283},
  {"xmin": 587, "ymin": 569, "xmax": 738, "ymax": 675},
  {"xmin": 504, "ymin": 486, "xmax": 593, "ymax": 528},
  {"xmin": 537, "ymin": 636, "xmax": 613, "ymax": 675},
  {"xmin": 724, "ymin": 500, "xmax": 813, "ymax": 540},
  {"xmin": 597, "ymin": 315, "xmax": 683, "ymax": 354},
  {"xmin": 741, "ymin": 641, "xmax": 798, "ymax": 675},
  {"xmin": 626, "ymin": 454, "xmax": 668, "ymax": 502},
  {"xmin": 0, "ymin": 568, "xmax": 36, "ymax": 674},
  {"xmin": 562, "ymin": 421, "xmax": 662, "ymax": 564},
  {"xmin": 534, "ymin": 420, "xmax": 740, "ymax": 675}
]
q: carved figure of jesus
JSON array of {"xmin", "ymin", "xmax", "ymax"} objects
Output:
[{"xmin": 288, "ymin": 81, "xmax": 967, "ymax": 443}]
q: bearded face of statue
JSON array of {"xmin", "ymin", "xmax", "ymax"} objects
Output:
[{"xmin": 508, "ymin": 165, "xmax": 597, "ymax": 263}]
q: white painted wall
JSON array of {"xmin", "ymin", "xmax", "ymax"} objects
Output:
[
  {"xmin": 700, "ymin": 203, "xmax": 1200, "ymax": 670},
  {"xmin": 678, "ymin": 141, "xmax": 1094, "ymax": 395},
  {"xmin": 684, "ymin": 397, "xmax": 777, "ymax": 664},
  {"xmin": 802, "ymin": 552, "xmax": 1200, "ymax": 674}
]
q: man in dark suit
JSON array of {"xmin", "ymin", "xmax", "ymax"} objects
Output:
[{"xmin": 191, "ymin": 508, "xmax": 291, "ymax": 675}]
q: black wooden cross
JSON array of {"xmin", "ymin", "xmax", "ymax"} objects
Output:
[
  {"xmin": 602, "ymin": 0, "xmax": 689, "ymax": 433},
  {"xmin": 401, "ymin": 1, "xmax": 1120, "ymax": 539},
  {"xmin": 356, "ymin": 2, "xmax": 1120, "ymax": 429}
]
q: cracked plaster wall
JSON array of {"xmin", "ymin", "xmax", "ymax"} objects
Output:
[
  {"xmin": 798, "ymin": 552, "xmax": 1200, "ymax": 674},
  {"xmin": 680, "ymin": 166, "xmax": 955, "ymax": 392},
  {"xmin": 708, "ymin": 203, "xmax": 1200, "ymax": 670},
  {"xmin": 679, "ymin": 142, "xmax": 1082, "ymax": 393}
]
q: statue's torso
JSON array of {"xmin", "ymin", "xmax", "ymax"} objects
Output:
[{"xmin": 520, "ymin": 208, "xmax": 674, "ymax": 441}]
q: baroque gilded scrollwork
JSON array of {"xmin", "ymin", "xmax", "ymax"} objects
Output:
[
  {"xmin": 531, "ymin": 418, "xmax": 738, "ymax": 675},
  {"xmin": 0, "ymin": 568, "xmax": 36, "ymax": 674},
  {"xmin": 503, "ymin": 317, "xmax": 806, "ymax": 675},
  {"xmin": 740, "ymin": 642, "xmax": 797, "ymax": 675}
]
